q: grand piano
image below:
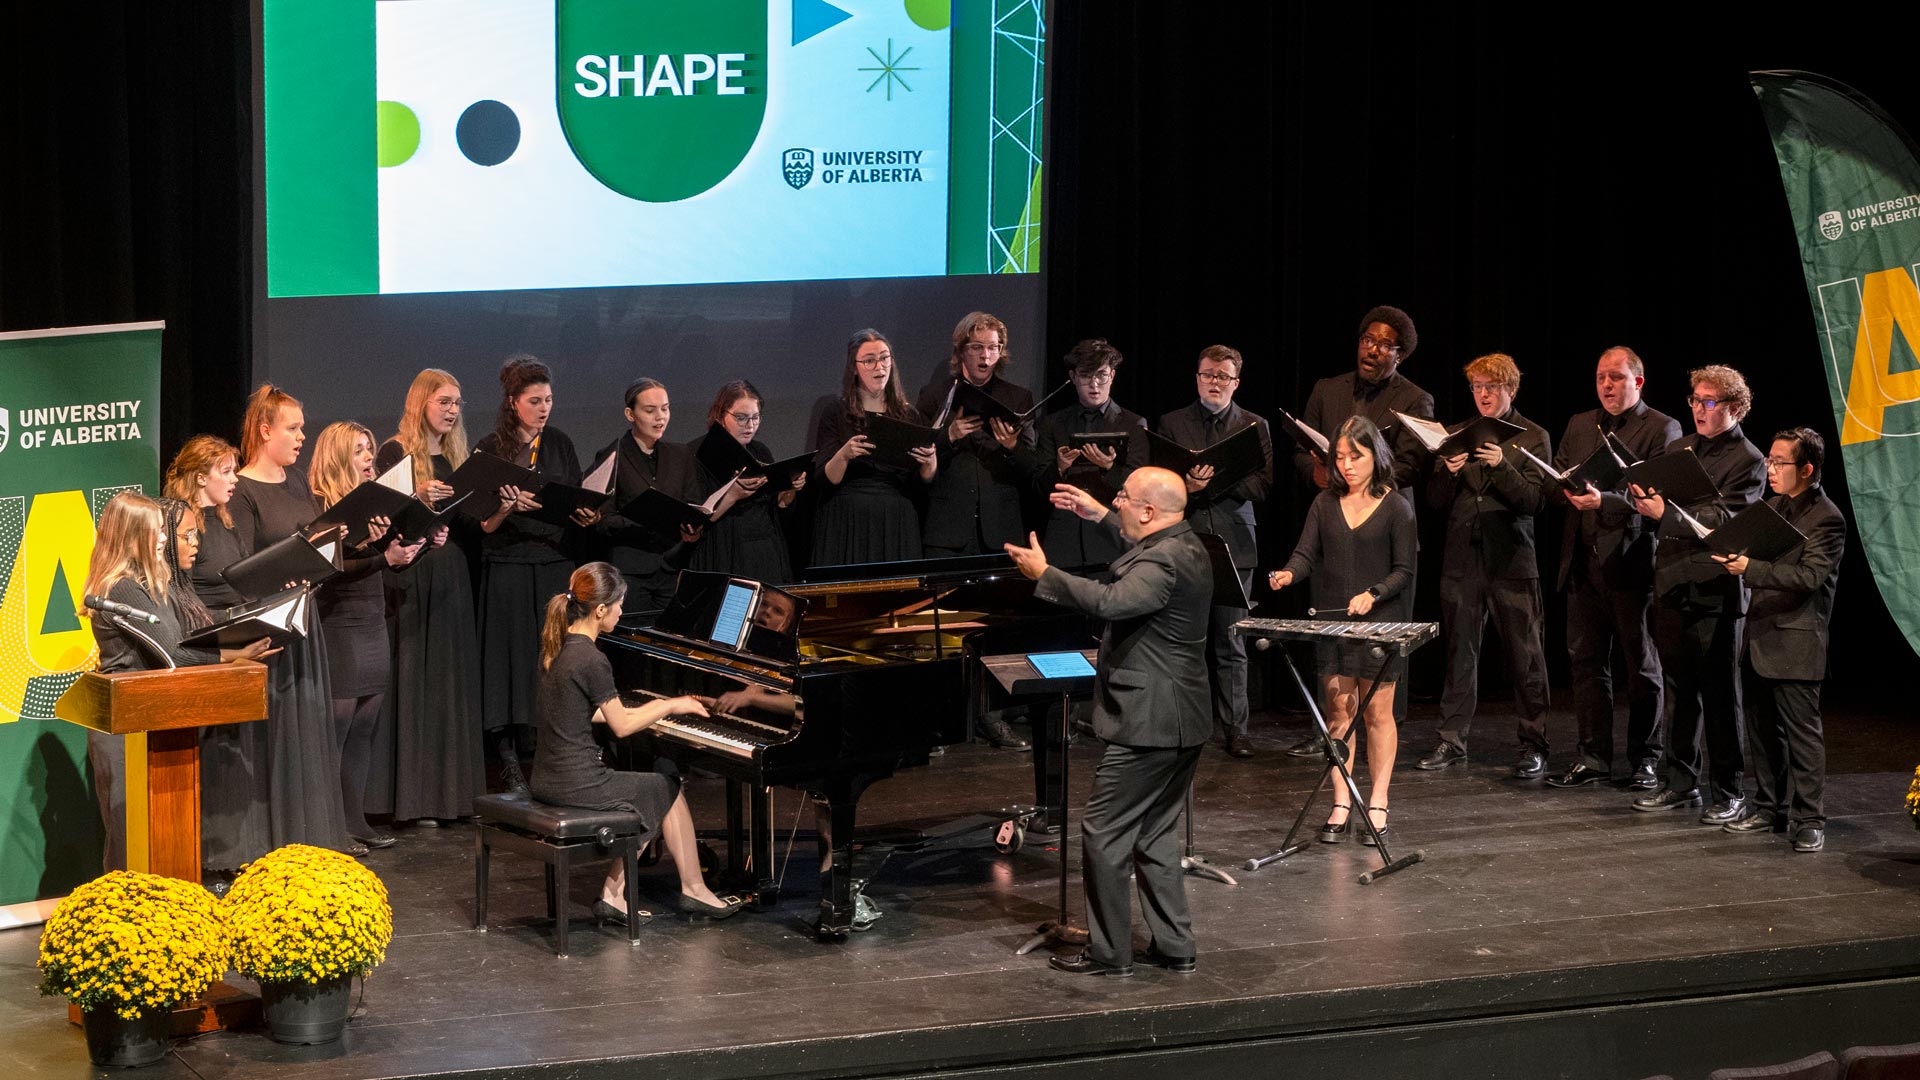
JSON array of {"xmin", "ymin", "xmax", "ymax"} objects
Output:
[{"xmin": 597, "ymin": 556, "xmax": 1089, "ymax": 938}]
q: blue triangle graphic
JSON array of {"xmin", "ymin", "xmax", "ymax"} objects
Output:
[{"xmin": 793, "ymin": 0, "xmax": 853, "ymax": 45}]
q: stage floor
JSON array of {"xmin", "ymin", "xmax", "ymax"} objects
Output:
[{"xmin": 6, "ymin": 701, "xmax": 1920, "ymax": 1079}]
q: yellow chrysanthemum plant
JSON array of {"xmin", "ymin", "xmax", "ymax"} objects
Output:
[
  {"xmin": 38, "ymin": 871, "xmax": 230, "ymax": 1020},
  {"xmin": 223, "ymin": 845, "xmax": 394, "ymax": 986},
  {"xmin": 1906, "ymin": 766, "xmax": 1920, "ymax": 830}
]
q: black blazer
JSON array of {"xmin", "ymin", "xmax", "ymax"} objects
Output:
[
  {"xmin": 1650, "ymin": 423, "xmax": 1768, "ymax": 611},
  {"xmin": 1298, "ymin": 370, "xmax": 1435, "ymax": 494},
  {"xmin": 914, "ymin": 374, "xmax": 1037, "ymax": 549},
  {"xmin": 1427, "ymin": 408, "xmax": 1551, "ymax": 580},
  {"xmin": 1031, "ymin": 399, "xmax": 1147, "ymax": 570},
  {"xmin": 1552, "ymin": 402, "xmax": 1684, "ymax": 591},
  {"xmin": 1155, "ymin": 401, "xmax": 1274, "ymax": 570},
  {"xmin": 591, "ymin": 433, "xmax": 701, "ymax": 579},
  {"xmin": 1032, "ymin": 520, "xmax": 1214, "ymax": 749},
  {"xmin": 1743, "ymin": 486, "xmax": 1845, "ymax": 681}
]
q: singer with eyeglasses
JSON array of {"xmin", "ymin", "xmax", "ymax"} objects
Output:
[
  {"xmin": 1032, "ymin": 339, "xmax": 1147, "ymax": 572},
  {"xmin": 1629, "ymin": 366, "xmax": 1766, "ymax": 824},
  {"xmin": 915, "ymin": 311, "xmax": 1037, "ymax": 561},
  {"xmin": 688, "ymin": 378, "xmax": 801, "ymax": 585},
  {"xmin": 81, "ymin": 492, "xmax": 275, "ymax": 873},
  {"xmin": 811, "ymin": 329, "xmax": 938, "ymax": 566},
  {"xmin": 1546, "ymin": 347, "xmax": 1682, "ymax": 791}
]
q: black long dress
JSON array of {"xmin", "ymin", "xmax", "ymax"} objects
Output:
[
  {"xmin": 473, "ymin": 429, "xmax": 582, "ymax": 738},
  {"xmin": 371, "ymin": 441, "xmax": 484, "ymax": 821},
  {"xmin": 232, "ymin": 468, "xmax": 349, "ymax": 850},
  {"xmin": 689, "ymin": 437, "xmax": 794, "ymax": 584},
  {"xmin": 1278, "ymin": 489, "xmax": 1418, "ymax": 682},
  {"xmin": 190, "ymin": 511, "xmax": 272, "ymax": 869},
  {"xmin": 809, "ymin": 402, "xmax": 927, "ymax": 566}
]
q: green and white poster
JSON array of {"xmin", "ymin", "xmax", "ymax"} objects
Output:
[{"xmin": 0, "ymin": 322, "xmax": 161, "ymax": 924}]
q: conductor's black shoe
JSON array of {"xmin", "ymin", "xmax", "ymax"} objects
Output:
[
  {"xmin": 1283, "ymin": 733, "xmax": 1327, "ymax": 758},
  {"xmin": 1724, "ymin": 809, "xmax": 1785, "ymax": 834},
  {"xmin": 1699, "ymin": 797, "xmax": 1750, "ymax": 826},
  {"xmin": 1225, "ymin": 733, "xmax": 1254, "ymax": 759},
  {"xmin": 978, "ymin": 717, "xmax": 1031, "ymax": 751},
  {"xmin": 1792, "ymin": 826, "xmax": 1826, "ymax": 853},
  {"xmin": 1631, "ymin": 786, "xmax": 1703, "ymax": 812},
  {"xmin": 1049, "ymin": 953, "xmax": 1133, "ymax": 977},
  {"xmin": 1133, "ymin": 946, "xmax": 1198, "ymax": 974},
  {"xmin": 1416, "ymin": 742, "xmax": 1466, "ymax": 770},
  {"xmin": 1627, "ymin": 760, "xmax": 1660, "ymax": 790},
  {"xmin": 1513, "ymin": 750, "xmax": 1548, "ymax": 780},
  {"xmin": 1546, "ymin": 763, "xmax": 1609, "ymax": 788}
]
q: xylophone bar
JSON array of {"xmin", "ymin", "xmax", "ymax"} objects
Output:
[{"xmin": 1231, "ymin": 617, "xmax": 1439, "ymax": 657}]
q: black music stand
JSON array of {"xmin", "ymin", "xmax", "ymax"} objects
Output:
[
  {"xmin": 1236, "ymin": 622, "xmax": 1427, "ymax": 884},
  {"xmin": 982, "ymin": 650, "xmax": 1096, "ymax": 955}
]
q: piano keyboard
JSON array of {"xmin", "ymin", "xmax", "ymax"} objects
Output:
[
  {"xmin": 621, "ymin": 689, "xmax": 794, "ymax": 759},
  {"xmin": 1231, "ymin": 617, "xmax": 1439, "ymax": 656}
]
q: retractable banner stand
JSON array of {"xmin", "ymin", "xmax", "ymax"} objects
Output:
[
  {"xmin": 0, "ymin": 322, "xmax": 162, "ymax": 927},
  {"xmin": 1752, "ymin": 72, "xmax": 1920, "ymax": 658}
]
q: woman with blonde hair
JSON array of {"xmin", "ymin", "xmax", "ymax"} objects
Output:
[
  {"xmin": 311, "ymin": 422, "xmax": 425, "ymax": 851},
  {"xmin": 83, "ymin": 492, "xmax": 271, "ymax": 872},
  {"xmin": 532, "ymin": 561, "xmax": 742, "ymax": 922},
  {"xmin": 373, "ymin": 369, "xmax": 486, "ymax": 826}
]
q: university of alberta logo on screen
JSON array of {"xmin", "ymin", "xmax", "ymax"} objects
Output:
[
  {"xmin": 1820, "ymin": 210, "xmax": 1845, "ymax": 241},
  {"xmin": 783, "ymin": 149, "xmax": 814, "ymax": 189},
  {"xmin": 0, "ymin": 408, "xmax": 10, "ymax": 453},
  {"xmin": 558, "ymin": 0, "xmax": 768, "ymax": 203}
]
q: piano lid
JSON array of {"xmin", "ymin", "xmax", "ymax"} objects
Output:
[
  {"xmin": 796, "ymin": 552, "xmax": 1024, "ymax": 591},
  {"xmin": 653, "ymin": 571, "xmax": 809, "ymax": 664}
]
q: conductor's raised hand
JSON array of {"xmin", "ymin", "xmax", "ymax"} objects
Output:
[
  {"xmin": 989, "ymin": 417, "xmax": 1019, "ymax": 449},
  {"xmin": 1049, "ymin": 483, "xmax": 1108, "ymax": 523},
  {"xmin": 1186, "ymin": 462, "xmax": 1215, "ymax": 494},
  {"xmin": 1347, "ymin": 591, "xmax": 1376, "ymax": 617},
  {"xmin": 1004, "ymin": 531, "xmax": 1049, "ymax": 580},
  {"xmin": 1267, "ymin": 569, "xmax": 1294, "ymax": 590}
]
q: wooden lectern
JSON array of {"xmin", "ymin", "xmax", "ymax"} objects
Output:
[{"xmin": 54, "ymin": 661, "xmax": 269, "ymax": 1035}]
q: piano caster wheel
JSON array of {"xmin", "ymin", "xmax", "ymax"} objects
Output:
[{"xmin": 994, "ymin": 819, "xmax": 1025, "ymax": 855}]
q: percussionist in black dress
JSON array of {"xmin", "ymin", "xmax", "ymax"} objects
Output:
[{"xmin": 533, "ymin": 562, "xmax": 743, "ymax": 922}]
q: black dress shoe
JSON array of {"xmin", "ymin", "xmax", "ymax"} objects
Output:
[
  {"xmin": 1631, "ymin": 786, "xmax": 1703, "ymax": 812},
  {"xmin": 1284, "ymin": 733, "xmax": 1328, "ymax": 758},
  {"xmin": 498, "ymin": 756, "xmax": 530, "ymax": 796},
  {"xmin": 1513, "ymin": 750, "xmax": 1547, "ymax": 780},
  {"xmin": 1416, "ymin": 742, "xmax": 1466, "ymax": 770},
  {"xmin": 1133, "ymin": 945, "xmax": 1197, "ymax": 974},
  {"xmin": 1699, "ymin": 798, "xmax": 1750, "ymax": 826},
  {"xmin": 592, "ymin": 899, "xmax": 653, "ymax": 925},
  {"xmin": 1319, "ymin": 810, "xmax": 1351, "ymax": 844},
  {"xmin": 1359, "ymin": 806, "xmax": 1391, "ymax": 848},
  {"xmin": 678, "ymin": 893, "xmax": 746, "ymax": 920},
  {"xmin": 1049, "ymin": 953, "xmax": 1133, "ymax": 977},
  {"xmin": 343, "ymin": 840, "xmax": 371, "ymax": 857},
  {"xmin": 409, "ymin": 817, "xmax": 442, "ymax": 828},
  {"xmin": 1792, "ymin": 826, "xmax": 1826, "ymax": 853},
  {"xmin": 1546, "ymin": 763, "xmax": 1609, "ymax": 788},
  {"xmin": 1724, "ymin": 809, "xmax": 1784, "ymax": 834},
  {"xmin": 1627, "ymin": 761, "xmax": 1660, "ymax": 791},
  {"xmin": 353, "ymin": 832, "xmax": 399, "ymax": 849},
  {"xmin": 1225, "ymin": 733, "xmax": 1254, "ymax": 759},
  {"xmin": 978, "ymin": 717, "xmax": 1031, "ymax": 750}
]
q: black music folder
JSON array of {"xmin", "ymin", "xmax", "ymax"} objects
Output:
[
  {"xmin": 863, "ymin": 413, "xmax": 940, "ymax": 467},
  {"xmin": 1511, "ymin": 438, "xmax": 1634, "ymax": 494},
  {"xmin": 694, "ymin": 424, "xmax": 811, "ymax": 494},
  {"xmin": 1068, "ymin": 430, "xmax": 1134, "ymax": 454},
  {"xmin": 1145, "ymin": 423, "xmax": 1265, "ymax": 491},
  {"xmin": 617, "ymin": 485, "xmax": 729, "ymax": 532},
  {"xmin": 445, "ymin": 450, "xmax": 536, "ymax": 519},
  {"xmin": 1394, "ymin": 410, "xmax": 1527, "ymax": 459},
  {"xmin": 1622, "ymin": 449, "xmax": 1719, "ymax": 508},
  {"xmin": 222, "ymin": 525, "xmax": 342, "ymax": 602},
  {"xmin": 181, "ymin": 586, "xmax": 311, "ymax": 649},
  {"xmin": 1275, "ymin": 407, "xmax": 1330, "ymax": 462},
  {"xmin": 940, "ymin": 378, "xmax": 1071, "ymax": 427},
  {"xmin": 1706, "ymin": 500, "xmax": 1807, "ymax": 562}
]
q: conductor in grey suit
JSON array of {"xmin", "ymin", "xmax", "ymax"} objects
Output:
[{"xmin": 1005, "ymin": 466, "xmax": 1215, "ymax": 977}]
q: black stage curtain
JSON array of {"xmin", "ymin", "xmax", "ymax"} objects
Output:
[{"xmin": 1046, "ymin": 7, "xmax": 1920, "ymax": 709}]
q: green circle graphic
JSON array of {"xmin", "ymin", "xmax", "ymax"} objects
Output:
[
  {"xmin": 377, "ymin": 100, "xmax": 421, "ymax": 168},
  {"xmin": 904, "ymin": 0, "xmax": 950, "ymax": 32}
]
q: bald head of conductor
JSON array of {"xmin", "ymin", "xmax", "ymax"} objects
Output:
[{"xmin": 1004, "ymin": 467, "xmax": 1188, "ymax": 580}]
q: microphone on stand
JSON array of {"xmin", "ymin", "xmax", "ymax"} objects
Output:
[{"xmin": 84, "ymin": 594, "xmax": 161, "ymax": 625}]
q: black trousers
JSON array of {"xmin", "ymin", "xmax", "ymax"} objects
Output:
[
  {"xmin": 1437, "ymin": 570, "xmax": 1550, "ymax": 752},
  {"xmin": 1742, "ymin": 661, "xmax": 1826, "ymax": 828},
  {"xmin": 334, "ymin": 692, "xmax": 384, "ymax": 837},
  {"xmin": 1081, "ymin": 741, "xmax": 1205, "ymax": 967},
  {"xmin": 1206, "ymin": 568, "xmax": 1255, "ymax": 739},
  {"xmin": 1566, "ymin": 567, "xmax": 1665, "ymax": 771},
  {"xmin": 1652, "ymin": 602, "xmax": 1746, "ymax": 803}
]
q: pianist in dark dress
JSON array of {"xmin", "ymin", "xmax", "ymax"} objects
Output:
[
  {"xmin": 811, "ymin": 329, "xmax": 939, "ymax": 567},
  {"xmin": 373, "ymin": 368, "xmax": 486, "ymax": 827},
  {"xmin": 532, "ymin": 561, "xmax": 743, "ymax": 921},
  {"xmin": 689, "ymin": 379, "xmax": 802, "ymax": 585},
  {"xmin": 1267, "ymin": 416, "xmax": 1416, "ymax": 845},
  {"xmin": 165, "ymin": 433, "xmax": 272, "ymax": 874},
  {"xmin": 82, "ymin": 493, "xmax": 273, "ymax": 872},
  {"xmin": 232, "ymin": 384, "xmax": 353, "ymax": 853},
  {"xmin": 591, "ymin": 377, "xmax": 704, "ymax": 611},
  {"xmin": 474, "ymin": 356, "xmax": 587, "ymax": 794},
  {"xmin": 309, "ymin": 421, "xmax": 426, "ymax": 853}
]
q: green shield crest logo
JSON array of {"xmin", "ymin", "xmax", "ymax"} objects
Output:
[{"xmin": 557, "ymin": 0, "xmax": 768, "ymax": 203}]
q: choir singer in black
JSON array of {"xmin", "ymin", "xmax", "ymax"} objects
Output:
[
  {"xmin": 1714, "ymin": 427, "xmax": 1845, "ymax": 852},
  {"xmin": 1004, "ymin": 467, "xmax": 1215, "ymax": 978}
]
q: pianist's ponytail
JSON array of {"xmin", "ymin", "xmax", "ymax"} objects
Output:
[{"xmin": 540, "ymin": 561, "xmax": 627, "ymax": 671}]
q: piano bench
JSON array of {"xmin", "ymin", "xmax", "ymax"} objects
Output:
[{"xmin": 472, "ymin": 793, "xmax": 653, "ymax": 957}]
